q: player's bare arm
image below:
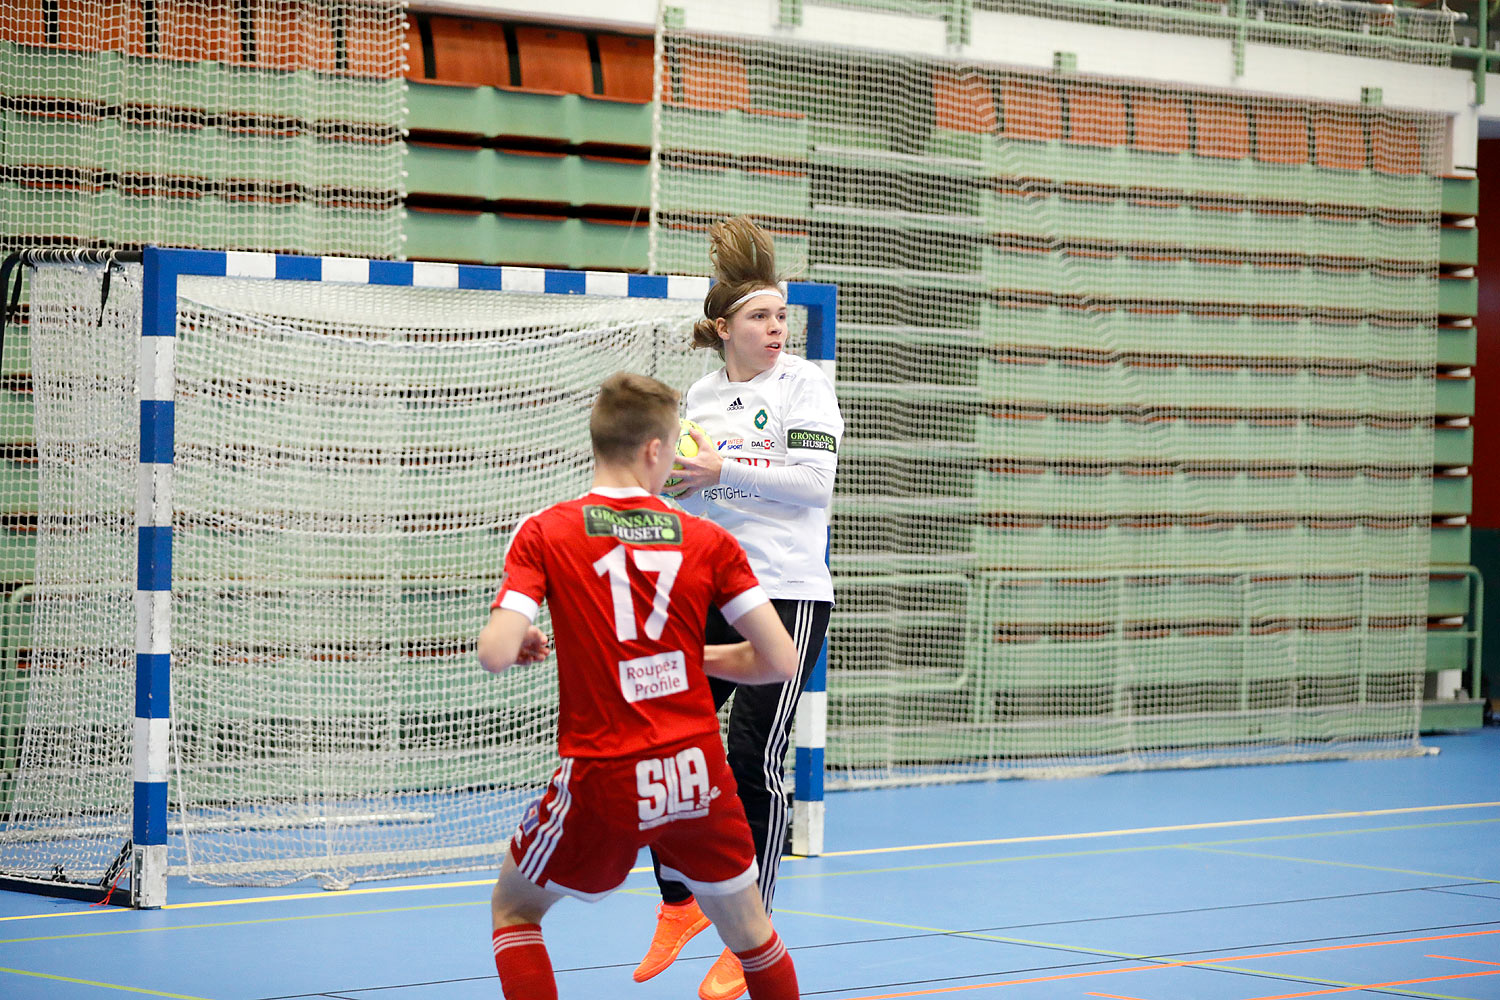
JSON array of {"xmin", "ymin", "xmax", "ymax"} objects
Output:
[
  {"xmin": 477, "ymin": 608, "xmax": 551, "ymax": 674},
  {"xmin": 703, "ymin": 602, "xmax": 796, "ymax": 685}
]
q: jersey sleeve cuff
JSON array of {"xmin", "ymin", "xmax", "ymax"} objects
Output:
[
  {"xmin": 496, "ymin": 590, "xmax": 540, "ymax": 623},
  {"xmin": 719, "ymin": 586, "xmax": 768, "ymax": 625}
]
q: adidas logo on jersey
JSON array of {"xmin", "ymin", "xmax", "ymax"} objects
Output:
[{"xmin": 727, "ymin": 397, "xmax": 744, "ymax": 411}]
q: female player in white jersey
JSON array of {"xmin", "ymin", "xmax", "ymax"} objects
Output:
[{"xmin": 635, "ymin": 217, "xmax": 842, "ymax": 1000}]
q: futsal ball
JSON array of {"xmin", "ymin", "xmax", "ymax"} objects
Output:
[
  {"xmin": 665, "ymin": 419, "xmax": 707, "ymax": 495},
  {"xmin": 677, "ymin": 418, "xmax": 706, "ymax": 459}
]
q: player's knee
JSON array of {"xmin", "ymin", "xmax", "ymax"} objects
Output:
[
  {"xmin": 698, "ymin": 885, "xmax": 773, "ymax": 953},
  {"xmin": 491, "ymin": 879, "xmax": 546, "ymax": 927}
]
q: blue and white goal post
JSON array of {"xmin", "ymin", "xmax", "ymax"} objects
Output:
[{"xmin": 126, "ymin": 248, "xmax": 835, "ymax": 906}]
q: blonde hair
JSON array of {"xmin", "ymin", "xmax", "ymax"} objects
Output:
[
  {"xmin": 692, "ymin": 216, "xmax": 783, "ymax": 356},
  {"xmin": 590, "ymin": 372, "xmax": 680, "ymax": 463}
]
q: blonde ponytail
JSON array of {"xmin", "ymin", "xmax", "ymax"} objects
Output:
[
  {"xmin": 694, "ymin": 216, "xmax": 784, "ymax": 356},
  {"xmin": 691, "ymin": 317, "xmax": 721, "ymax": 352}
]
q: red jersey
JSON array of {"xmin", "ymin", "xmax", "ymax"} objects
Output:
[{"xmin": 492, "ymin": 487, "xmax": 766, "ymax": 759}]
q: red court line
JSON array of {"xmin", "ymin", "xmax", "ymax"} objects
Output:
[
  {"xmin": 835, "ymin": 927, "xmax": 1500, "ymax": 1000},
  {"xmin": 1427, "ymin": 954, "xmax": 1500, "ymax": 967},
  {"xmin": 1199, "ymin": 927, "xmax": 1500, "ymax": 966},
  {"xmin": 1246, "ymin": 969, "xmax": 1500, "ymax": 999}
]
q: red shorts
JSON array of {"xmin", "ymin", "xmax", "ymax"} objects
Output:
[{"xmin": 509, "ymin": 732, "xmax": 759, "ymax": 901}]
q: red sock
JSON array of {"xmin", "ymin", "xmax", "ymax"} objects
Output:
[
  {"xmin": 736, "ymin": 930, "xmax": 798, "ymax": 1000},
  {"xmin": 491, "ymin": 924, "xmax": 556, "ymax": 1000}
]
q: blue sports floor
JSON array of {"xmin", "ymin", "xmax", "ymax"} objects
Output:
[{"xmin": 2, "ymin": 727, "xmax": 1497, "ymax": 1000}]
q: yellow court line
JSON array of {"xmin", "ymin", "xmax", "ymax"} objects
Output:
[
  {"xmin": 2, "ymin": 800, "xmax": 1495, "ymax": 924},
  {"xmin": 839, "ymin": 927, "xmax": 1500, "ymax": 1000},
  {"xmin": 157, "ymin": 878, "xmax": 498, "ymax": 910},
  {"xmin": 1186, "ymin": 845, "xmax": 1500, "ymax": 885},
  {"xmin": 813, "ymin": 801, "xmax": 1500, "ymax": 859},
  {"xmin": 0, "ymin": 966, "xmax": 213, "ymax": 1000},
  {"xmin": 1177, "ymin": 816, "xmax": 1500, "ymax": 848},
  {"xmin": 12, "ymin": 819, "xmax": 1494, "ymax": 963},
  {"xmin": 776, "ymin": 817, "xmax": 1500, "ymax": 883},
  {"xmin": 16, "ymin": 812, "xmax": 1487, "ymax": 926},
  {"xmin": 6, "ymin": 875, "xmax": 1493, "ymax": 1000},
  {"xmin": 767, "ymin": 908, "xmax": 1488, "ymax": 1000},
  {"xmin": 770, "ymin": 905, "xmax": 1149, "ymax": 959},
  {"xmin": 0, "ymin": 901, "xmax": 484, "ymax": 945},
  {"xmin": 0, "ymin": 878, "xmax": 496, "ymax": 923},
  {"xmin": 6, "ymin": 909, "xmax": 1473, "ymax": 1000}
]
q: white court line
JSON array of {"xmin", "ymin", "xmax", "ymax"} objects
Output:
[{"xmin": 2, "ymin": 800, "xmax": 1495, "ymax": 922}]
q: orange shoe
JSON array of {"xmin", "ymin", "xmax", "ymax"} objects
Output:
[
  {"xmin": 698, "ymin": 948, "xmax": 746, "ymax": 1000},
  {"xmin": 632, "ymin": 899, "xmax": 711, "ymax": 983}
]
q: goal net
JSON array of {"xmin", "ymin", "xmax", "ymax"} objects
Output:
[
  {"xmin": 0, "ymin": 0, "xmax": 405, "ymax": 258},
  {"xmin": 654, "ymin": 12, "xmax": 1441, "ymax": 785},
  {"xmin": 0, "ymin": 253, "xmax": 808, "ymax": 897}
]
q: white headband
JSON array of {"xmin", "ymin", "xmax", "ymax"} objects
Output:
[{"xmin": 723, "ymin": 283, "xmax": 788, "ymax": 315}]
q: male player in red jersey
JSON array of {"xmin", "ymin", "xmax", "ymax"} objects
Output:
[{"xmin": 477, "ymin": 371, "xmax": 802, "ymax": 1000}]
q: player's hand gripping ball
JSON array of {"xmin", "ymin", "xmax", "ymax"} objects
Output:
[{"xmin": 664, "ymin": 418, "xmax": 708, "ymax": 495}]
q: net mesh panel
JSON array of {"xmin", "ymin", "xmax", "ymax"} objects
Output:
[
  {"xmin": 0, "ymin": 266, "xmax": 810, "ymax": 888},
  {"xmin": 0, "ymin": 0, "xmax": 404, "ymax": 258},
  {"xmin": 0, "ymin": 279, "xmax": 44, "ymax": 841},
  {"xmin": 653, "ymin": 17, "xmax": 1441, "ymax": 785},
  {"xmin": 0, "ymin": 264, "xmax": 140, "ymax": 882},
  {"xmin": 969, "ymin": 0, "xmax": 1458, "ymax": 66}
]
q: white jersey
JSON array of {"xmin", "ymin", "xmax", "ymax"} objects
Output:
[{"xmin": 679, "ymin": 352, "xmax": 842, "ymax": 602}]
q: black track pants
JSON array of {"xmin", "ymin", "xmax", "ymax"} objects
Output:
[{"xmin": 653, "ymin": 597, "xmax": 832, "ymax": 913}]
